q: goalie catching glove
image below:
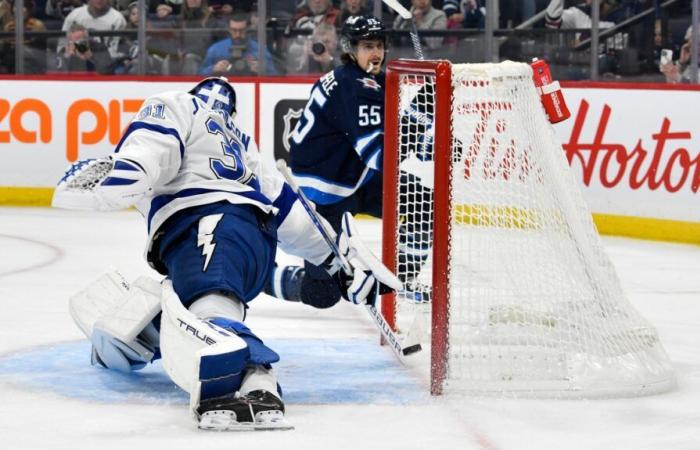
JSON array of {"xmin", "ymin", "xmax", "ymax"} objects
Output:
[
  {"xmin": 324, "ymin": 212, "xmax": 403, "ymax": 305},
  {"xmin": 52, "ymin": 155, "xmax": 152, "ymax": 211}
]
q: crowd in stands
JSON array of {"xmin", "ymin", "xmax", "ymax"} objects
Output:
[{"xmin": 0, "ymin": 0, "xmax": 695, "ymax": 81}]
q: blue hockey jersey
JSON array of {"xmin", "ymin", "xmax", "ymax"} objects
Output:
[{"xmin": 289, "ymin": 62, "xmax": 385, "ymax": 205}]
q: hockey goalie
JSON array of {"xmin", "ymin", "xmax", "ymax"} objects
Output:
[{"xmin": 53, "ymin": 76, "xmax": 401, "ymax": 431}]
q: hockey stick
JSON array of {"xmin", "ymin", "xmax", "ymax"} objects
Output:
[
  {"xmin": 276, "ymin": 160, "xmax": 422, "ymax": 362},
  {"xmin": 382, "ymin": 0, "xmax": 425, "ymax": 60}
]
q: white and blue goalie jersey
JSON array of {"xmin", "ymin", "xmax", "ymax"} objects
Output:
[
  {"xmin": 111, "ymin": 90, "xmax": 331, "ymax": 267},
  {"xmin": 289, "ymin": 63, "xmax": 385, "ymax": 205}
]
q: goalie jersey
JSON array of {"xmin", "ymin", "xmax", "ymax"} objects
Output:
[
  {"xmin": 288, "ymin": 63, "xmax": 385, "ymax": 205},
  {"xmin": 112, "ymin": 90, "xmax": 331, "ymax": 268}
]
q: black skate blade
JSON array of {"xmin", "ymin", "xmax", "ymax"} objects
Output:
[
  {"xmin": 402, "ymin": 343, "xmax": 422, "ymax": 356},
  {"xmin": 198, "ymin": 410, "xmax": 294, "ymax": 432}
]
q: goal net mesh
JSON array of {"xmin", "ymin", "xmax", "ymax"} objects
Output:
[{"xmin": 388, "ymin": 60, "xmax": 675, "ymax": 397}]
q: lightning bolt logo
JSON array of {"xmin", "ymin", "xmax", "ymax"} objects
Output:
[{"xmin": 197, "ymin": 214, "xmax": 223, "ymax": 271}]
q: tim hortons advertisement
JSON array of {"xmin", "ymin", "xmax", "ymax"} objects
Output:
[
  {"xmin": 1, "ymin": 80, "xmax": 699, "ymax": 224},
  {"xmin": 555, "ymin": 86, "xmax": 700, "ymax": 223}
]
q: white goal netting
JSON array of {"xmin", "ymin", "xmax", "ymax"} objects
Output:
[{"xmin": 388, "ymin": 61, "xmax": 675, "ymax": 397}]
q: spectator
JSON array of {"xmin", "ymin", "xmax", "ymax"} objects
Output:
[
  {"xmin": 112, "ymin": 1, "xmax": 164, "ymax": 74},
  {"xmin": 660, "ymin": 25, "xmax": 700, "ymax": 84},
  {"xmin": 545, "ymin": 0, "xmax": 615, "ymax": 31},
  {"xmin": 179, "ymin": 0, "xmax": 212, "ymax": 74},
  {"xmin": 44, "ymin": 0, "xmax": 83, "ymax": 29},
  {"xmin": 339, "ymin": 0, "xmax": 368, "ymax": 25},
  {"xmin": 287, "ymin": 20, "xmax": 339, "ymax": 74},
  {"xmin": 56, "ymin": 22, "xmax": 114, "ymax": 73},
  {"xmin": 1, "ymin": 0, "xmax": 12, "ymax": 29},
  {"xmin": 287, "ymin": 0, "xmax": 340, "ymax": 70},
  {"xmin": 147, "ymin": 0, "xmax": 179, "ymax": 73},
  {"xmin": 58, "ymin": 0, "xmax": 126, "ymax": 59},
  {"xmin": 206, "ymin": 0, "xmax": 233, "ymax": 33},
  {"xmin": 199, "ymin": 12, "xmax": 278, "ymax": 75},
  {"xmin": 291, "ymin": 0, "xmax": 340, "ymax": 30},
  {"xmin": 393, "ymin": 0, "xmax": 447, "ymax": 50},
  {"xmin": 1, "ymin": 0, "xmax": 47, "ymax": 73},
  {"xmin": 442, "ymin": 0, "xmax": 484, "ymax": 29}
]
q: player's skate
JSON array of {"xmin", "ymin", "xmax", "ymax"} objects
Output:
[
  {"xmin": 399, "ymin": 278, "xmax": 432, "ymax": 304},
  {"xmin": 196, "ymin": 389, "xmax": 292, "ymax": 431}
]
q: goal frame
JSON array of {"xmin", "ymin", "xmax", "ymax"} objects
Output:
[{"xmin": 382, "ymin": 59, "xmax": 452, "ymax": 395}]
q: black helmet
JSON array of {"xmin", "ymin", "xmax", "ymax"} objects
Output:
[
  {"xmin": 340, "ymin": 15, "xmax": 386, "ymax": 54},
  {"xmin": 189, "ymin": 76, "xmax": 237, "ymax": 115}
]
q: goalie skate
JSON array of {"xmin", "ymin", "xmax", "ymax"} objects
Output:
[{"xmin": 196, "ymin": 390, "xmax": 293, "ymax": 432}]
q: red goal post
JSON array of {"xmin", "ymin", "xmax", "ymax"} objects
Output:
[{"xmin": 382, "ymin": 59, "xmax": 452, "ymax": 395}]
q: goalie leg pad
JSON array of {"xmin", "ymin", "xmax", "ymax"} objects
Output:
[
  {"xmin": 159, "ymin": 282, "xmax": 281, "ymax": 418},
  {"xmin": 90, "ymin": 323, "xmax": 159, "ymax": 372},
  {"xmin": 69, "ymin": 270, "xmax": 162, "ymax": 372}
]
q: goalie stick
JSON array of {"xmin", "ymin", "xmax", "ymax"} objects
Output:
[{"xmin": 276, "ymin": 160, "xmax": 422, "ymax": 362}]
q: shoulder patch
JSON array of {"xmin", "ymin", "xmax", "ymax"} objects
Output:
[{"xmin": 356, "ymin": 77, "xmax": 382, "ymax": 92}]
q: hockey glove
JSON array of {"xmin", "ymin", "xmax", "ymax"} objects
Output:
[
  {"xmin": 53, "ymin": 156, "xmax": 152, "ymax": 211},
  {"xmin": 326, "ymin": 212, "xmax": 403, "ymax": 305}
]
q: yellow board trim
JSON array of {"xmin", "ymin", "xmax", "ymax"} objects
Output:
[
  {"xmin": 4, "ymin": 190, "xmax": 700, "ymax": 245},
  {"xmin": 592, "ymin": 213, "xmax": 700, "ymax": 245},
  {"xmin": 0, "ymin": 187, "xmax": 54, "ymax": 207}
]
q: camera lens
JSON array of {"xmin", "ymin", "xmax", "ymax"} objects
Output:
[
  {"xmin": 312, "ymin": 42, "xmax": 326, "ymax": 55},
  {"xmin": 74, "ymin": 40, "xmax": 89, "ymax": 53}
]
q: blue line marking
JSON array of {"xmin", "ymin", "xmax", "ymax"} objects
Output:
[{"xmin": 0, "ymin": 339, "xmax": 427, "ymax": 405}]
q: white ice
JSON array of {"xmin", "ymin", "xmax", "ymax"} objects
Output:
[{"xmin": 0, "ymin": 207, "xmax": 698, "ymax": 450}]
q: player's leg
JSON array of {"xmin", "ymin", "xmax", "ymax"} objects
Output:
[
  {"xmin": 157, "ymin": 203, "xmax": 288, "ymax": 429},
  {"xmin": 396, "ymin": 171, "xmax": 434, "ymax": 302}
]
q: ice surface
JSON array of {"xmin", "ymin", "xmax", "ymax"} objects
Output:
[{"xmin": 0, "ymin": 207, "xmax": 698, "ymax": 450}]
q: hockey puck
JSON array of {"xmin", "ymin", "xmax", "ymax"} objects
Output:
[{"xmin": 402, "ymin": 344, "xmax": 422, "ymax": 356}]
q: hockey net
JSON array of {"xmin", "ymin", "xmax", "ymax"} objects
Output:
[{"xmin": 381, "ymin": 60, "xmax": 675, "ymax": 397}]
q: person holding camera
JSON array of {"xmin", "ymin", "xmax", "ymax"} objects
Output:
[
  {"xmin": 199, "ymin": 12, "xmax": 278, "ymax": 76},
  {"xmin": 56, "ymin": 22, "xmax": 114, "ymax": 73},
  {"xmin": 58, "ymin": 0, "xmax": 126, "ymax": 60},
  {"xmin": 287, "ymin": 21, "xmax": 339, "ymax": 74}
]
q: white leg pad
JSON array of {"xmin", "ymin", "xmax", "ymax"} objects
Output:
[
  {"xmin": 69, "ymin": 270, "xmax": 162, "ymax": 342},
  {"xmin": 159, "ymin": 280, "xmax": 248, "ymax": 415},
  {"xmin": 69, "ymin": 270, "xmax": 130, "ymax": 338}
]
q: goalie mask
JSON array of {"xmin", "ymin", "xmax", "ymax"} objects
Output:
[
  {"xmin": 340, "ymin": 15, "xmax": 386, "ymax": 63},
  {"xmin": 189, "ymin": 77, "xmax": 237, "ymax": 116}
]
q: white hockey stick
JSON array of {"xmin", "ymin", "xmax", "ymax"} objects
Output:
[
  {"xmin": 382, "ymin": 0, "xmax": 425, "ymax": 60},
  {"xmin": 276, "ymin": 160, "xmax": 421, "ymax": 362}
]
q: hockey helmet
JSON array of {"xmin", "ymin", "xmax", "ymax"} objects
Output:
[
  {"xmin": 340, "ymin": 14, "xmax": 386, "ymax": 54},
  {"xmin": 189, "ymin": 76, "xmax": 237, "ymax": 115}
]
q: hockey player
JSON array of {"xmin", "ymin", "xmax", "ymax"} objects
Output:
[
  {"xmin": 267, "ymin": 15, "xmax": 432, "ymax": 309},
  {"xmin": 52, "ymin": 76, "xmax": 400, "ymax": 431}
]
